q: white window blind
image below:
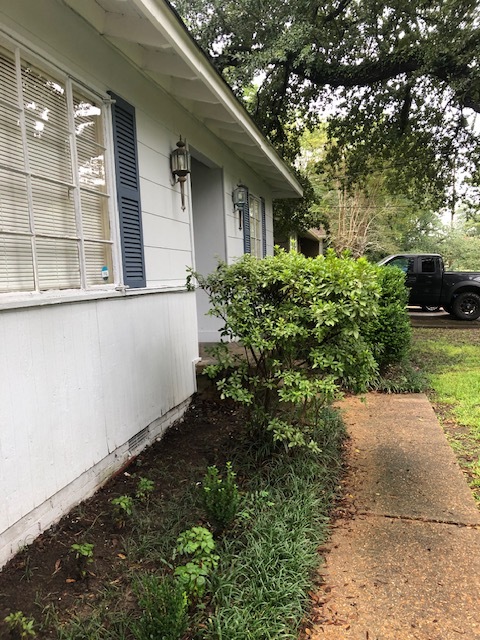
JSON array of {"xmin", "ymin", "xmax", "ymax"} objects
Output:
[{"xmin": 0, "ymin": 43, "xmax": 113, "ymax": 294}]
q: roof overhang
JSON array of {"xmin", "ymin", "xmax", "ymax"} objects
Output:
[
  {"xmin": 63, "ymin": 0, "xmax": 303, "ymax": 199},
  {"xmin": 300, "ymin": 227, "xmax": 326, "ymax": 241}
]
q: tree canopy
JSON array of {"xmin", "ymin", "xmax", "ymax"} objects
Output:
[{"xmin": 173, "ymin": 0, "xmax": 480, "ymax": 211}]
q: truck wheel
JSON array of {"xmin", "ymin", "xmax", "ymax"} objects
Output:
[
  {"xmin": 421, "ymin": 305, "xmax": 440, "ymax": 312},
  {"xmin": 452, "ymin": 292, "xmax": 480, "ymax": 321}
]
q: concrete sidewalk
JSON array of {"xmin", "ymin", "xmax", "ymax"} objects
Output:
[{"xmin": 310, "ymin": 394, "xmax": 480, "ymax": 640}]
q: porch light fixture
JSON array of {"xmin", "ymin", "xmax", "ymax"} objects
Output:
[
  {"xmin": 171, "ymin": 137, "xmax": 191, "ymax": 211},
  {"xmin": 232, "ymin": 183, "xmax": 248, "ymax": 229}
]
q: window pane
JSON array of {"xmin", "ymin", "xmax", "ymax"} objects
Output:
[
  {"xmin": 421, "ymin": 258, "xmax": 435, "ymax": 273},
  {"xmin": 249, "ymin": 197, "xmax": 262, "ymax": 258},
  {"xmin": 22, "ymin": 64, "xmax": 68, "ymax": 131},
  {"xmin": 26, "ymin": 114, "xmax": 72, "ymax": 183},
  {"xmin": 36, "ymin": 238, "xmax": 80, "ymax": 290},
  {"xmin": 77, "ymin": 140, "xmax": 106, "ymax": 192},
  {"xmin": 0, "ymin": 47, "xmax": 113, "ymax": 295},
  {"xmin": 0, "ymin": 235, "xmax": 34, "ymax": 292},
  {"xmin": 0, "ymin": 104, "xmax": 24, "ymax": 171},
  {"xmin": 84, "ymin": 241, "xmax": 112, "ymax": 285},
  {"xmin": 0, "ymin": 47, "xmax": 18, "ymax": 106},
  {"xmin": 0, "ymin": 169, "xmax": 30, "ymax": 233},
  {"xmin": 32, "ymin": 178, "xmax": 76, "ymax": 236},
  {"xmin": 80, "ymin": 190, "xmax": 110, "ymax": 240},
  {"xmin": 73, "ymin": 94, "xmax": 103, "ymax": 146}
]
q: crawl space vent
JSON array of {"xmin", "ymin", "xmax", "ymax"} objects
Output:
[{"xmin": 128, "ymin": 426, "xmax": 150, "ymax": 453}]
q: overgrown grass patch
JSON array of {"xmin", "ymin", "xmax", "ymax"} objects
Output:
[
  {"xmin": 205, "ymin": 408, "xmax": 344, "ymax": 639},
  {"xmin": 411, "ymin": 328, "xmax": 480, "ymax": 500}
]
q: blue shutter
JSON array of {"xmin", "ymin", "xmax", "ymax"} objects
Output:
[
  {"xmin": 243, "ymin": 188, "xmax": 251, "ymax": 254},
  {"xmin": 109, "ymin": 92, "xmax": 146, "ymax": 288},
  {"xmin": 260, "ymin": 197, "xmax": 267, "ymax": 257}
]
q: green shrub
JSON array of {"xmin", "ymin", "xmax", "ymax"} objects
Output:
[
  {"xmin": 188, "ymin": 250, "xmax": 380, "ymax": 451},
  {"xmin": 132, "ymin": 573, "xmax": 188, "ymax": 640},
  {"xmin": 136, "ymin": 477, "xmax": 155, "ymax": 503},
  {"xmin": 203, "ymin": 462, "xmax": 240, "ymax": 529},
  {"xmin": 364, "ymin": 265, "xmax": 412, "ymax": 369}
]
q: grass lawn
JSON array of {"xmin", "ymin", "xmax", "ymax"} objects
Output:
[{"xmin": 411, "ymin": 327, "xmax": 480, "ymax": 501}]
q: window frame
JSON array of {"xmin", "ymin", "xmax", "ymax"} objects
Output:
[{"xmin": 0, "ymin": 33, "xmax": 122, "ymax": 302}]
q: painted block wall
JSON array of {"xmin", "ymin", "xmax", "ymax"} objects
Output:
[{"xmin": 0, "ymin": 291, "xmax": 198, "ymax": 565}]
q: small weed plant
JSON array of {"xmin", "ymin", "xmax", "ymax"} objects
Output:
[
  {"xmin": 4, "ymin": 611, "xmax": 36, "ymax": 638},
  {"xmin": 111, "ymin": 495, "xmax": 134, "ymax": 526},
  {"xmin": 135, "ymin": 477, "xmax": 155, "ymax": 503},
  {"xmin": 70, "ymin": 542, "xmax": 94, "ymax": 579},
  {"xmin": 132, "ymin": 573, "xmax": 188, "ymax": 640},
  {"xmin": 203, "ymin": 462, "xmax": 240, "ymax": 528},
  {"xmin": 174, "ymin": 527, "xmax": 219, "ymax": 601}
]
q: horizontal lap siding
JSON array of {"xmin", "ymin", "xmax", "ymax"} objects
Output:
[{"xmin": 136, "ymin": 119, "xmax": 193, "ymax": 285}]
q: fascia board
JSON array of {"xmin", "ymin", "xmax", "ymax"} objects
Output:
[{"xmin": 130, "ymin": 0, "xmax": 303, "ymax": 197}]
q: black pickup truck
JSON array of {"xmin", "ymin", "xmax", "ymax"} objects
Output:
[{"xmin": 378, "ymin": 253, "xmax": 480, "ymax": 321}]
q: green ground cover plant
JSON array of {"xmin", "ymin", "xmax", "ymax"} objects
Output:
[
  {"xmin": 411, "ymin": 327, "xmax": 480, "ymax": 499},
  {"xmin": 132, "ymin": 574, "xmax": 188, "ymax": 640},
  {"xmin": 203, "ymin": 408, "xmax": 345, "ymax": 640},
  {"xmin": 4, "ymin": 611, "xmax": 36, "ymax": 638}
]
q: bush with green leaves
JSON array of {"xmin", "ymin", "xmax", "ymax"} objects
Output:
[
  {"xmin": 174, "ymin": 527, "xmax": 219, "ymax": 601},
  {"xmin": 364, "ymin": 265, "xmax": 412, "ymax": 370},
  {"xmin": 136, "ymin": 477, "xmax": 155, "ymax": 503},
  {"xmin": 203, "ymin": 462, "xmax": 240, "ymax": 529},
  {"xmin": 132, "ymin": 573, "xmax": 188, "ymax": 640},
  {"xmin": 189, "ymin": 250, "xmax": 381, "ymax": 452}
]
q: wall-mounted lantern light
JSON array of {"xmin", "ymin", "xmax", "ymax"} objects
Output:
[
  {"xmin": 232, "ymin": 183, "xmax": 248, "ymax": 229},
  {"xmin": 171, "ymin": 137, "xmax": 191, "ymax": 211}
]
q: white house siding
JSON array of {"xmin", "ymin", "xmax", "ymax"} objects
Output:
[
  {"xmin": 0, "ymin": 291, "xmax": 198, "ymax": 565},
  {"xmin": 0, "ymin": 0, "xmax": 284, "ymax": 566}
]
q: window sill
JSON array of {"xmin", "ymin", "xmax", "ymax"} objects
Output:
[{"xmin": 0, "ymin": 285, "xmax": 191, "ymax": 312}]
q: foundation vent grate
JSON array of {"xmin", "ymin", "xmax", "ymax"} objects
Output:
[{"xmin": 128, "ymin": 426, "xmax": 150, "ymax": 453}]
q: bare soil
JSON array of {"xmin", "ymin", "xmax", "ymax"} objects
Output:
[{"xmin": 0, "ymin": 388, "xmax": 242, "ymax": 639}]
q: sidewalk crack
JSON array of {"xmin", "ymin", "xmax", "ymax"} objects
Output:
[{"xmin": 357, "ymin": 510, "xmax": 480, "ymax": 528}]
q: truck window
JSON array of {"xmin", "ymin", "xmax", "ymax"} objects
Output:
[
  {"xmin": 387, "ymin": 257, "xmax": 414, "ymax": 273},
  {"xmin": 421, "ymin": 258, "xmax": 436, "ymax": 273}
]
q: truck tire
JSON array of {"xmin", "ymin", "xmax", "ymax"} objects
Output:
[
  {"xmin": 452, "ymin": 292, "xmax": 480, "ymax": 321},
  {"xmin": 421, "ymin": 305, "xmax": 440, "ymax": 312}
]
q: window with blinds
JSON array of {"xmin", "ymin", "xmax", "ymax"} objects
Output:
[{"xmin": 0, "ymin": 43, "xmax": 113, "ymax": 294}]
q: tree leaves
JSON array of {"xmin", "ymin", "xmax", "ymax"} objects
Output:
[{"xmin": 173, "ymin": 0, "xmax": 480, "ymax": 209}]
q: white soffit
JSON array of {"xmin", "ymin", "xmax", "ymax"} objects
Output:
[{"xmin": 63, "ymin": 0, "xmax": 302, "ymax": 199}]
